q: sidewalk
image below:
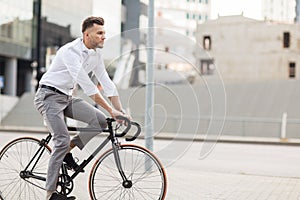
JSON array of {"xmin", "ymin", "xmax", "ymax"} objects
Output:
[
  {"xmin": 1, "ymin": 130, "xmax": 300, "ymax": 200},
  {"xmin": 166, "ymin": 168, "xmax": 300, "ymax": 200},
  {"xmin": 162, "ymin": 138, "xmax": 300, "ymax": 200}
]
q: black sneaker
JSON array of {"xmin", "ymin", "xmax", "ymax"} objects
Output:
[
  {"xmin": 49, "ymin": 192, "xmax": 76, "ymax": 200},
  {"xmin": 63, "ymin": 153, "xmax": 84, "ymax": 172}
]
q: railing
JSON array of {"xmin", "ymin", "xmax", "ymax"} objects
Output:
[{"xmin": 133, "ymin": 114, "xmax": 300, "ymax": 139}]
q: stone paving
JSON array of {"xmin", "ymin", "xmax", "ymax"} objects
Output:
[
  {"xmin": 1, "ymin": 131, "xmax": 300, "ymax": 200},
  {"xmin": 166, "ymin": 168, "xmax": 300, "ymax": 200}
]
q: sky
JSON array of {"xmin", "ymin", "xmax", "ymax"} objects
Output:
[{"xmin": 210, "ymin": 0, "xmax": 263, "ymax": 20}]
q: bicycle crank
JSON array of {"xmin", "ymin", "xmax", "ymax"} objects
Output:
[{"xmin": 57, "ymin": 174, "xmax": 74, "ymax": 195}]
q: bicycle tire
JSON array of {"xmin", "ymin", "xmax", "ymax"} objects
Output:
[
  {"xmin": 0, "ymin": 137, "xmax": 51, "ymax": 200},
  {"xmin": 89, "ymin": 144, "xmax": 167, "ymax": 200}
]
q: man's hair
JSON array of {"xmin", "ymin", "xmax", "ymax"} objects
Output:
[{"xmin": 82, "ymin": 16, "xmax": 104, "ymax": 33}]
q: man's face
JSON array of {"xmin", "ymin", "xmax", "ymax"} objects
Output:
[{"xmin": 85, "ymin": 24, "xmax": 106, "ymax": 49}]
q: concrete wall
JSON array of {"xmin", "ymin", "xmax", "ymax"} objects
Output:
[
  {"xmin": 2, "ymin": 80, "xmax": 300, "ymax": 139},
  {"xmin": 196, "ymin": 15, "xmax": 300, "ymax": 81},
  {"xmin": 0, "ymin": 95, "xmax": 19, "ymax": 122}
]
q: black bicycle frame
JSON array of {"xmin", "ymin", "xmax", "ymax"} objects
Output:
[
  {"xmin": 21, "ymin": 117, "xmax": 136, "ymax": 186},
  {"xmin": 69, "ymin": 121, "xmax": 129, "ymax": 183},
  {"xmin": 21, "ymin": 134, "xmax": 52, "ymax": 182}
]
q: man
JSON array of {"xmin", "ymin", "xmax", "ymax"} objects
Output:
[{"xmin": 34, "ymin": 16, "xmax": 128, "ymax": 200}]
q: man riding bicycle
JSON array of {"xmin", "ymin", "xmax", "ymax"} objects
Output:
[{"xmin": 34, "ymin": 16, "xmax": 129, "ymax": 200}]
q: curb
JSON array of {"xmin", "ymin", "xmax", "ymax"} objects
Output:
[
  {"xmin": 153, "ymin": 133, "xmax": 300, "ymax": 146},
  {"xmin": 1, "ymin": 126, "xmax": 300, "ymax": 146}
]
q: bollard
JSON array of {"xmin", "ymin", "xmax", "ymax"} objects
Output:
[{"xmin": 280, "ymin": 112, "xmax": 288, "ymax": 142}]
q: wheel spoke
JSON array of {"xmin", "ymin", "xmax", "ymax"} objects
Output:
[
  {"xmin": 89, "ymin": 145, "xmax": 167, "ymax": 200},
  {"xmin": 0, "ymin": 137, "xmax": 51, "ymax": 200}
]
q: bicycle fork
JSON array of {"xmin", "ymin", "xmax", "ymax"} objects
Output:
[{"xmin": 112, "ymin": 143, "xmax": 132, "ymax": 188}]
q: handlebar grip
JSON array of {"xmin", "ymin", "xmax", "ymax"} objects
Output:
[
  {"xmin": 114, "ymin": 116, "xmax": 131, "ymax": 137},
  {"xmin": 125, "ymin": 122, "xmax": 141, "ymax": 141}
]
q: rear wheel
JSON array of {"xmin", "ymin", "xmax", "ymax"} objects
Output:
[
  {"xmin": 89, "ymin": 144, "xmax": 167, "ymax": 200},
  {"xmin": 0, "ymin": 137, "xmax": 51, "ymax": 200}
]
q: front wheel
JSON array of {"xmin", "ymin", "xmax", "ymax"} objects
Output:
[
  {"xmin": 0, "ymin": 137, "xmax": 51, "ymax": 200},
  {"xmin": 89, "ymin": 144, "xmax": 167, "ymax": 200}
]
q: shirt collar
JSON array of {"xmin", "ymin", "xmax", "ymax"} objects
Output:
[{"xmin": 80, "ymin": 38, "xmax": 96, "ymax": 55}]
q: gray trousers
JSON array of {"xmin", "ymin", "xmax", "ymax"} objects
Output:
[{"xmin": 34, "ymin": 88, "xmax": 107, "ymax": 191}]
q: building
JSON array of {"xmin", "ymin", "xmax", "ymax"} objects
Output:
[
  {"xmin": 1, "ymin": 0, "xmax": 203, "ymax": 96},
  {"xmin": 154, "ymin": 0, "xmax": 211, "ymax": 37},
  {"xmin": 39, "ymin": 17, "xmax": 73, "ymax": 71},
  {"xmin": 0, "ymin": 0, "xmax": 123, "ymax": 96},
  {"xmin": 195, "ymin": 15, "xmax": 300, "ymax": 81},
  {"xmin": 0, "ymin": 0, "xmax": 93, "ymax": 96},
  {"xmin": 0, "ymin": 0, "xmax": 35, "ymax": 96},
  {"xmin": 42, "ymin": 0, "xmax": 93, "ymax": 37},
  {"xmin": 262, "ymin": 0, "xmax": 296, "ymax": 23}
]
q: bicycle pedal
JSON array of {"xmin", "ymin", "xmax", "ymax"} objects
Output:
[{"xmin": 64, "ymin": 163, "xmax": 85, "ymax": 173}]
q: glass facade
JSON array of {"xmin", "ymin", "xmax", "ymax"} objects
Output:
[
  {"xmin": 0, "ymin": 0, "xmax": 34, "ymax": 59},
  {"xmin": 0, "ymin": 0, "xmax": 118, "ymax": 96}
]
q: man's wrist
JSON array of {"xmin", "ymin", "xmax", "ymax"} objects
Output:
[{"xmin": 120, "ymin": 109, "xmax": 126, "ymax": 114}]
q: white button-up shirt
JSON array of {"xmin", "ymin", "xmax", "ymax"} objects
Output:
[{"xmin": 39, "ymin": 38, "xmax": 118, "ymax": 97}]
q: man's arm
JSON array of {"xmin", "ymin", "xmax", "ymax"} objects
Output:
[
  {"xmin": 90, "ymin": 93, "xmax": 122, "ymax": 118},
  {"xmin": 109, "ymin": 96, "xmax": 132, "ymax": 120},
  {"xmin": 108, "ymin": 96, "xmax": 124, "ymax": 113}
]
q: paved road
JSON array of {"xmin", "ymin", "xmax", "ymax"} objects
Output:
[{"xmin": 1, "ymin": 132, "xmax": 300, "ymax": 199}]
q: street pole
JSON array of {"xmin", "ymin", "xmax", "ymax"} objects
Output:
[
  {"xmin": 145, "ymin": 0, "xmax": 155, "ymax": 151},
  {"xmin": 33, "ymin": 0, "xmax": 41, "ymax": 91},
  {"xmin": 36, "ymin": 0, "xmax": 41, "ymax": 76}
]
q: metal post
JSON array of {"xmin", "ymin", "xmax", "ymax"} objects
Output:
[
  {"xmin": 33, "ymin": 0, "xmax": 41, "ymax": 89},
  {"xmin": 145, "ymin": 0, "xmax": 155, "ymax": 151},
  {"xmin": 31, "ymin": 61, "xmax": 38, "ymax": 93},
  {"xmin": 36, "ymin": 0, "xmax": 41, "ymax": 75}
]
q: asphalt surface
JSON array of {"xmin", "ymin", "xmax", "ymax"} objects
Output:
[{"xmin": 1, "ymin": 131, "xmax": 300, "ymax": 200}]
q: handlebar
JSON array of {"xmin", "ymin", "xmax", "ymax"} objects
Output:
[
  {"xmin": 113, "ymin": 116, "xmax": 131, "ymax": 137},
  {"xmin": 67, "ymin": 117, "xmax": 141, "ymax": 142},
  {"xmin": 107, "ymin": 116, "xmax": 141, "ymax": 141},
  {"xmin": 125, "ymin": 121, "xmax": 141, "ymax": 142}
]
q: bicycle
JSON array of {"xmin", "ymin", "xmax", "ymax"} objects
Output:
[{"xmin": 0, "ymin": 116, "xmax": 167, "ymax": 200}]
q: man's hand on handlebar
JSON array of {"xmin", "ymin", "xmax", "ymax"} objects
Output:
[{"xmin": 110, "ymin": 109, "xmax": 132, "ymax": 125}]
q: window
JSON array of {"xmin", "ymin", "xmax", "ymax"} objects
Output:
[
  {"xmin": 283, "ymin": 32, "xmax": 290, "ymax": 48},
  {"xmin": 200, "ymin": 59, "xmax": 214, "ymax": 75},
  {"xmin": 203, "ymin": 35, "xmax": 211, "ymax": 50},
  {"xmin": 289, "ymin": 62, "xmax": 296, "ymax": 78},
  {"xmin": 165, "ymin": 46, "xmax": 169, "ymax": 52},
  {"xmin": 186, "ymin": 13, "xmax": 189, "ymax": 19},
  {"xmin": 192, "ymin": 14, "xmax": 196, "ymax": 19}
]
